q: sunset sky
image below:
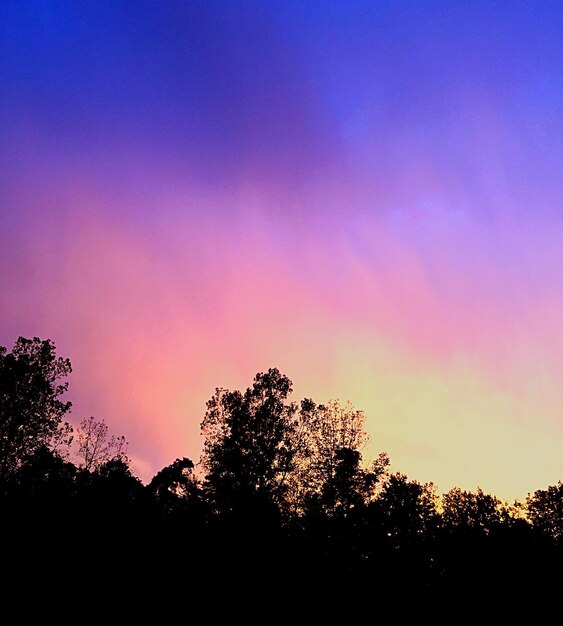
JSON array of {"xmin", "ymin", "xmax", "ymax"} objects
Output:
[{"xmin": 1, "ymin": 1, "xmax": 561, "ymax": 499}]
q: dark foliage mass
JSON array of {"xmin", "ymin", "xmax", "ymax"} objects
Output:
[{"xmin": 0, "ymin": 338, "xmax": 561, "ymax": 604}]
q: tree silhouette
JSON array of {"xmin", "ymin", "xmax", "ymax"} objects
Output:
[
  {"xmin": 76, "ymin": 416, "xmax": 129, "ymax": 471},
  {"xmin": 75, "ymin": 457, "xmax": 144, "ymax": 526},
  {"xmin": 7, "ymin": 444, "xmax": 76, "ymax": 504},
  {"xmin": 0, "ymin": 337, "xmax": 72, "ymax": 481},
  {"xmin": 0, "ymin": 337, "xmax": 560, "ymax": 601},
  {"xmin": 148, "ymin": 457, "xmax": 202, "ymax": 516},
  {"xmin": 372, "ymin": 472, "xmax": 438, "ymax": 545},
  {"xmin": 292, "ymin": 400, "xmax": 380, "ymax": 515},
  {"xmin": 527, "ymin": 482, "xmax": 563, "ymax": 542},
  {"xmin": 200, "ymin": 368, "xmax": 297, "ymax": 517},
  {"xmin": 441, "ymin": 487, "xmax": 504, "ymax": 533}
]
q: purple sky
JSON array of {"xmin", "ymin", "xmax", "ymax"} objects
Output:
[{"xmin": 1, "ymin": 2, "xmax": 562, "ymax": 497}]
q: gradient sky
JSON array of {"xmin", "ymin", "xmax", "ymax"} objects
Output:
[{"xmin": 1, "ymin": 1, "xmax": 561, "ymax": 499}]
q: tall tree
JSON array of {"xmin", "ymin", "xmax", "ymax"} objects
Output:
[
  {"xmin": 200, "ymin": 368, "xmax": 297, "ymax": 516},
  {"xmin": 0, "ymin": 337, "xmax": 72, "ymax": 480}
]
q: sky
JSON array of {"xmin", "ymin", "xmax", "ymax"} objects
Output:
[{"xmin": 1, "ymin": 1, "xmax": 561, "ymax": 499}]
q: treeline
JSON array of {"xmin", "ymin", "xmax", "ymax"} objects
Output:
[{"xmin": 1, "ymin": 337, "xmax": 561, "ymax": 600}]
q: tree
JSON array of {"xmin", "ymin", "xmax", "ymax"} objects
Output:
[
  {"xmin": 292, "ymin": 399, "xmax": 378, "ymax": 516},
  {"xmin": 373, "ymin": 473, "xmax": 438, "ymax": 545},
  {"xmin": 6, "ymin": 444, "xmax": 77, "ymax": 503},
  {"xmin": 79, "ymin": 457, "xmax": 144, "ymax": 519},
  {"xmin": 200, "ymin": 368, "xmax": 297, "ymax": 516},
  {"xmin": 148, "ymin": 457, "xmax": 201, "ymax": 515},
  {"xmin": 76, "ymin": 416, "xmax": 128, "ymax": 472},
  {"xmin": 441, "ymin": 487, "xmax": 503, "ymax": 533},
  {"xmin": 0, "ymin": 337, "xmax": 72, "ymax": 480},
  {"xmin": 526, "ymin": 482, "xmax": 563, "ymax": 542}
]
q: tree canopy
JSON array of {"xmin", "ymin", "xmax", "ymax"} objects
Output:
[
  {"xmin": 0, "ymin": 337, "xmax": 72, "ymax": 480},
  {"xmin": 0, "ymin": 337, "xmax": 560, "ymax": 601}
]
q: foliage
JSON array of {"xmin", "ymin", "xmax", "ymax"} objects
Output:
[
  {"xmin": 294, "ymin": 399, "xmax": 374, "ymax": 514},
  {"xmin": 527, "ymin": 482, "xmax": 563, "ymax": 542},
  {"xmin": 441, "ymin": 487, "xmax": 504, "ymax": 532},
  {"xmin": 373, "ymin": 473, "xmax": 438, "ymax": 544},
  {"xmin": 148, "ymin": 457, "xmax": 202, "ymax": 516},
  {"xmin": 0, "ymin": 337, "xmax": 560, "ymax": 599},
  {"xmin": 0, "ymin": 337, "xmax": 72, "ymax": 479},
  {"xmin": 200, "ymin": 368, "xmax": 297, "ymax": 515}
]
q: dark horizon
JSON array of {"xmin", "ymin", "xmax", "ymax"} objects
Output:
[{"xmin": 1, "ymin": 336, "xmax": 561, "ymax": 600}]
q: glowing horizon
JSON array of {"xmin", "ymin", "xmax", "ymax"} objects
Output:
[{"xmin": 1, "ymin": 2, "xmax": 561, "ymax": 499}]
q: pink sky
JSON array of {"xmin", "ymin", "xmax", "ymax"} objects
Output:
[
  {"xmin": 2, "ymin": 181, "xmax": 561, "ymax": 499},
  {"xmin": 1, "ymin": 2, "xmax": 561, "ymax": 499}
]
